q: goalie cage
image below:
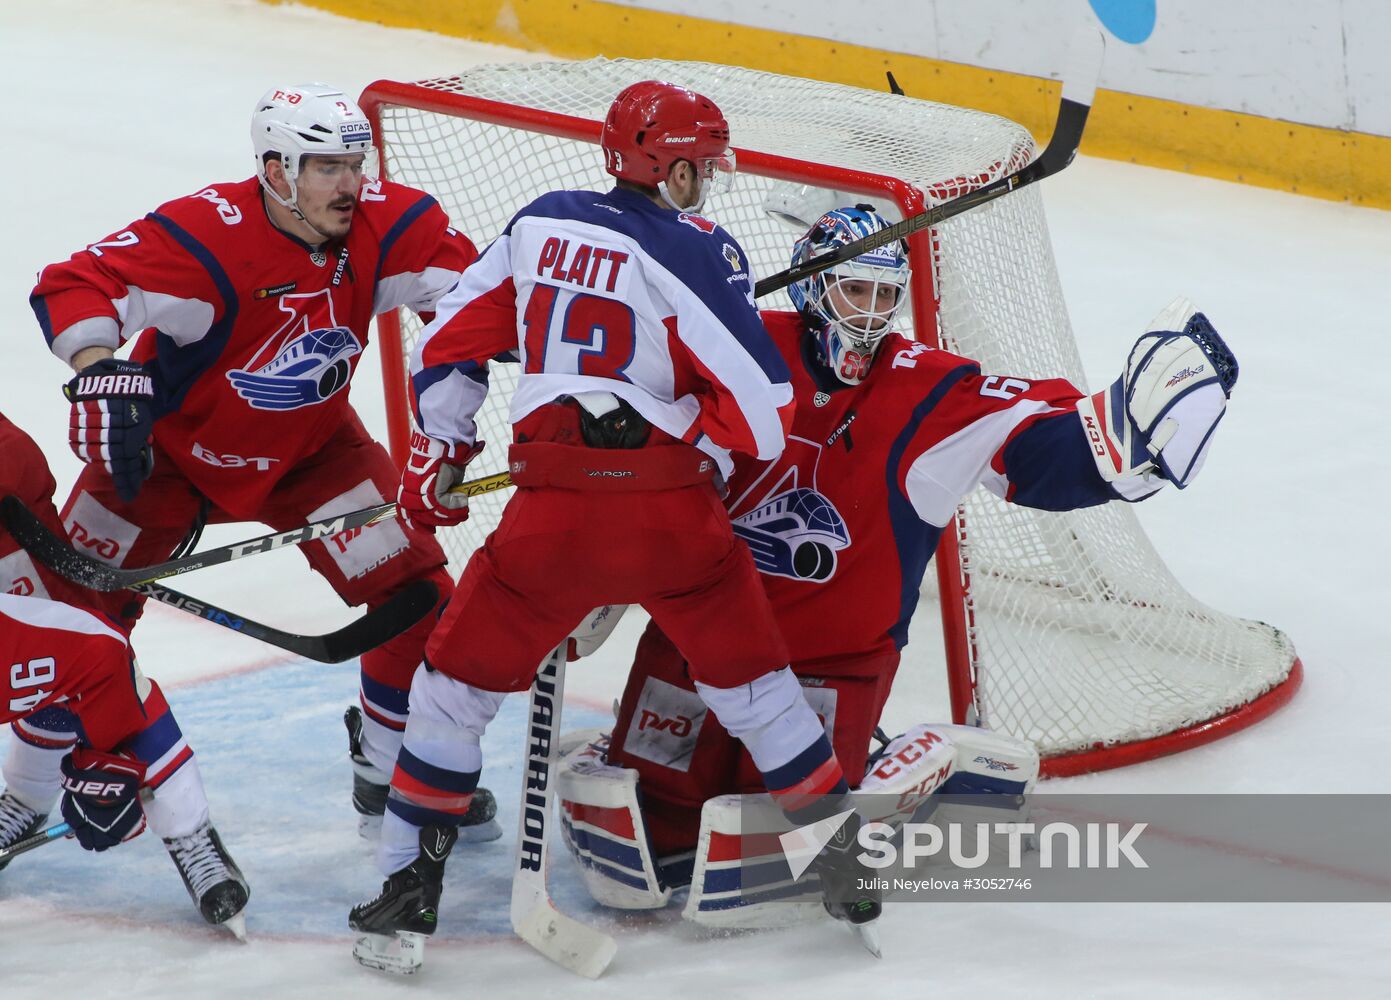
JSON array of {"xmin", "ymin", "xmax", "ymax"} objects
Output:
[{"xmin": 360, "ymin": 58, "xmax": 1301, "ymax": 778}]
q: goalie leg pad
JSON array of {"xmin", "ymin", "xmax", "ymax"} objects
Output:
[
  {"xmin": 682, "ymin": 791, "xmax": 824, "ymax": 930},
  {"xmin": 935, "ymin": 723, "xmax": 1039, "ymax": 795},
  {"xmin": 556, "ymin": 731, "xmax": 672, "ymax": 910},
  {"xmin": 857, "ymin": 724, "xmax": 960, "ymax": 822}
]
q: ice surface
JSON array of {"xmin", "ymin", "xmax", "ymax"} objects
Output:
[{"xmin": 2, "ymin": 2, "xmax": 1388, "ymax": 996}]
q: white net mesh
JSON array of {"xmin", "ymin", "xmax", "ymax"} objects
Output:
[{"xmin": 368, "ymin": 58, "xmax": 1296, "ymax": 763}]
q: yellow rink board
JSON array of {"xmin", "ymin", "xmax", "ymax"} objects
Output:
[{"xmin": 268, "ymin": 0, "xmax": 1391, "ymax": 209}]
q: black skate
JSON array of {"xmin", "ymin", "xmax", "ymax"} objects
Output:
[
  {"xmin": 812, "ymin": 810, "xmax": 882, "ymax": 957},
  {"xmin": 0, "ymin": 792, "xmax": 46, "ymax": 873},
  {"xmin": 345, "ymin": 706, "xmax": 503, "ymax": 843},
  {"xmin": 350, "ymin": 824, "xmax": 457, "ymax": 974},
  {"xmin": 164, "ymin": 822, "xmax": 250, "ymax": 939}
]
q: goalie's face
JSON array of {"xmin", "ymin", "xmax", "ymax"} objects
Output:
[
  {"xmin": 810, "ymin": 267, "xmax": 908, "ymax": 386},
  {"xmin": 823, "ymin": 275, "xmax": 903, "ymax": 341}
]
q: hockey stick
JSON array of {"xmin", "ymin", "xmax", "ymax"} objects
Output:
[
  {"xmin": 511, "ymin": 644, "xmax": 618, "ymax": 978},
  {"xmin": 124, "ymin": 578, "xmax": 439, "ymax": 664},
  {"xmin": 0, "ymin": 821, "xmax": 71, "ymax": 865},
  {"xmin": 0, "ymin": 469, "xmax": 514, "ymax": 592},
  {"xmin": 753, "ymin": 27, "xmax": 1104, "ymax": 299}
]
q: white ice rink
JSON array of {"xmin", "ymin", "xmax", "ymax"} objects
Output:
[{"xmin": 2, "ymin": 1, "xmax": 1389, "ymax": 997}]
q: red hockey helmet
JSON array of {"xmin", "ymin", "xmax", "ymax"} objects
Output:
[{"xmin": 601, "ymin": 81, "xmax": 735, "ymax": 200}]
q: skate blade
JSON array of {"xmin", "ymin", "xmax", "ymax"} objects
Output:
[
  {"xmin": 852, "ymin": 920, "xmax": 882, "ymax": 959},
  {"xmin": 353, "ymin": 931, "xmax": 425, "ymax": 975},
  {"xmin": 222, "ymin": 912, "xmax": 248, "ymax": 943}
]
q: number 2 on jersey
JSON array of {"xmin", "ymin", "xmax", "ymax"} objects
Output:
[{"xmin": 522, "ymin": 285, "xmax": 636, "ymax": 382}]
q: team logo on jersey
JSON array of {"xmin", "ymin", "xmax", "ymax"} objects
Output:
[
  {"xmin": 722, "ymin": 243, "xmax": 741, "ymax": 271},
  {"xmin": 226, "ymin": 288, "xmax": 362, "ymax": 411},
  {"xmin": 728, "ymin": 436, "xmax": 851, "ymax": 583},
  {"xmin": 677, "ymin": 212, "xmax": 716, "ymax": 234}
]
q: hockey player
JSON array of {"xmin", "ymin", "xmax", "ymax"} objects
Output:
[
  {"xmin": 0, "ymin": 411, "xmax": 248, "ymax": 931},
  {"xmin": 349, "ymin": 81, "xmax": 880, "ymax": 972},
  {"xmin": 556, "ymin": 205, "xmax": 1239, "ymax": 921},
  {"xmin": 22, "ymin": 84, "xmax": 497, "ymax": 841}
]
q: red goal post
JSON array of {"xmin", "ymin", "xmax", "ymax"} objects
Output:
[{"xmin": 360, "ymin": 59, "xmax": 1300, "ymax": 777}]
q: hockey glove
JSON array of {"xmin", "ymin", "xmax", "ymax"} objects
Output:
[
  {"xmin": 64, "ymin": 358, "xmax": 156, "ymax": 503},
  {"xmin": 397, "ymin": 427, "xmax": 484, "ymax": 532},
  {"xmin": 1076, "ymin": 297, "xmax": 1237, "ymax": 497},
  {"xmin": 60, "ymin": 748, "xmax": 147, "ymax": 852}
]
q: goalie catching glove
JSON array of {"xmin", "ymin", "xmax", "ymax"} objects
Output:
[
  {"xmin": 1077, "ymin": 297, "xmax": 1238, "ymax": 497},
  {"xmin": 59, "ymin": 749, "xmax": 147, "ymax": 851},
  {"xmin": 397, "ymin": 427, "xmax": 484, "ymax": 532},
  {"xmin": 64, "ymin": 357, "xmax": 156, "ymax": 503}
]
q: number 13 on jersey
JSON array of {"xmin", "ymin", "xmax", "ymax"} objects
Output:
[{"xmin": 522, "ymin": 284, "xmax": 637, "ymax": 382}]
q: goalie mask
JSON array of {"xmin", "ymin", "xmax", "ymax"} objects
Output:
[
  {"xmin": 251, "ymin": 84, "xmax": 376, "ymax": 216},
  {"xmin": 789, "ymin": 207, "xmax": 910, "ymax": 386}
]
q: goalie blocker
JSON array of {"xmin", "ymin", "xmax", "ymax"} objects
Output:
[{"xmin": 556, "ymin": 723, "xmax": 1037, "ymax": 927}]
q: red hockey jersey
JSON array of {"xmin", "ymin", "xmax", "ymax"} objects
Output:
[
  {"xmin": 0, "ymin": 413, "xmax": 104, "ymax": 611},
  {"xmin": 725, "ymin": 312, "xmax": 1119, "ymax": 667},
  {"xmin": 31, "ymin": 177, "xmax": 477, "ymax": 518}
]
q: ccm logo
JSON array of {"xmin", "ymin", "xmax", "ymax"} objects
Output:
[
  {"xmin": 894, "ymin": 764, "xmax": 954, "ymax": 814},
  {"xmin": 869, "ymin": 731, "xmax": 946, "ymax": 782},
  {"xmin": 638, "ymin": 710, "xmax": 693, "ymax": 738},
  {"xmin": 1082, "ymin": 414, "xmax": 1109, "ymax": 458},
  {"xmin": 61, "ymin": 779, "xmax": 131, "ymax": 797}
]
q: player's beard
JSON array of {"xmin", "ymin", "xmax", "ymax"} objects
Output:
[{"xmin": 307, "ymin": 196, "xmax": 356, "ymax": 239}]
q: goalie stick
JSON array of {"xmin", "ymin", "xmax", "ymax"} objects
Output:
[
  {"xmin": 0, "ymin": 469, "xmax": 514, "ymax": 592},
  {"xmin": 753, "ymin": 27, "xmax": 1105, "ymax": 299},
  {"xmin": 511, "ymin": 644, "xmax": 618, "ymax": 978}
]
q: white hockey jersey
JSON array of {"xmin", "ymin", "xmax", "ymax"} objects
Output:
[{"xmin": 410, "ymin": 187, "xmax": 794, "ymax": 477}]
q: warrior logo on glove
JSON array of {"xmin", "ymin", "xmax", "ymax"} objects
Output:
[{"xmin": 64, "ymin": 357, "xmax": 156, "ymax": 503}]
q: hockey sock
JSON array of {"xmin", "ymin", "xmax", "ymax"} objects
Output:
[
  {"xmin": 695, "ymin": 668, "xmax": 850, "ymax": 822},
  {"xmin": 4, "ymin": 709, "xmax": 80, "ymax": 813},
  {"xmin": 357, "ymin": 671, "xmax": 410, "ymax": 777},
  {"xmin": 377, "ymin": 665, "xmax": 505, "ymax": 876},
  {"xmin": 119, "ymin": 680, "xmax": 207, "ymax": 839}
]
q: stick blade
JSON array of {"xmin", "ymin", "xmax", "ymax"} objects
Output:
[
  {"xmin": 314, "ymin": 580, "xmax": 440, "ymax": 663},
  {"xmin": 512, "ymin": 901, "xmax": 617, "ymax": 980}
]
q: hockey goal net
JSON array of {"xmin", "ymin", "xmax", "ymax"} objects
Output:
[{"xmin": 361, "ymin": 58, "xmax": 1300, "ymax": 777}]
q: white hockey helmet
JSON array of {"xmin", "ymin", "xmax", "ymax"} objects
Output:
[{"xmin": 251, "ymin": 84, "xmax": 375, "ymax": 211}]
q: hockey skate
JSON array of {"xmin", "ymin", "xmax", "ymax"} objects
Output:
[
  {"xmin": 164, "ymin": 822, "xmax": 250, "ymax": 940},
  {"xmin": 0, "ymin": 792, "xmax": 46, "ymax": 873},
  {"xmin": 345, "ymin": 706, "xmax": 502, "ymax": 843},
  {"xmin": 350, "ymin": 824, "xmax": 457, "ymax": 975},
  {"xmin": 812, "ymin": 811, "xmax": 882, "ymax": 958}
]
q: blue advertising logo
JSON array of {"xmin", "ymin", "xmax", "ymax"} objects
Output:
[{"xmin": 1088, "ymin": 0, "xmax": 1156, "ymax": 44}]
